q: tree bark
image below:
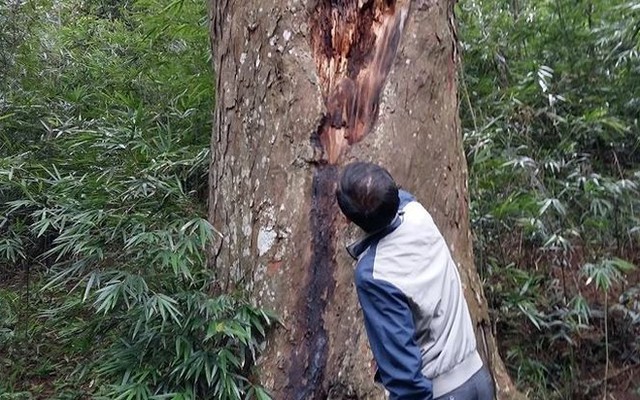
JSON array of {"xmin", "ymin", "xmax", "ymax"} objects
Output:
[{"xmin": 208, "ymin": 0, "xmax": 524, "ymax": 399}]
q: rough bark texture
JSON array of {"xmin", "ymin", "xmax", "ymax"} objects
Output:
[{"xmin": 209, "ymin": 0, "xmax": 524, "ymax": 399}]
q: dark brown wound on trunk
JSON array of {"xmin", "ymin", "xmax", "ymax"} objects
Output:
[{"xmin": 286, "ymin": 164, "xmax": 338, "ymax": 400}]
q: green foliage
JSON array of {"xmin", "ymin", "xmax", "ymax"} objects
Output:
[
  {"xmin": 93, "ymin": 293, "xmax": 276, "ymax": 399},
  {"xmin": 459, "ymin": 0, "xmax": 640, "ymax": 397},
  {"xmin": 0, "ymin": 0, "xmax": 276, "ymax": 398}
]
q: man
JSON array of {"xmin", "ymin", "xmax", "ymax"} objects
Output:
[{"xmin": 335, "ymin": 161, "xmax": 494, "ymax": 400}]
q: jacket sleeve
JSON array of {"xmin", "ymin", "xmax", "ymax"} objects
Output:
[
  {"xmin": 398, "ymin": 189, "xmax": 416, "ymax": 208},
  {"xmin": 356, "ymin": 276, "xmax": 433, "ymax": 400}
]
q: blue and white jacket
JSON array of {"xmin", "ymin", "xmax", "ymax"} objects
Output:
[{"xmin": 347, "ymin": 190, "xmax": 483, "ymax": 399}]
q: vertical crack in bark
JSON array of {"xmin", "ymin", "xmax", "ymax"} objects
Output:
[
  {"xmin": 309, "ymin": 0, "xmax": 409, "ymax": 164},
  {"xmin": 284, "ymin": 1, "xmax": 409, "ymax": 399}
]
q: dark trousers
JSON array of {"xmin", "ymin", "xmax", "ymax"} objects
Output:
[{"xmin": 434, "ymin": 366, "xmax": 495, "ymax": 400}]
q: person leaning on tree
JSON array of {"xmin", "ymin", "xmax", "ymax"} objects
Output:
[{"xmin": 335, "ymin": 161, "xmax": 495, "ymax": 400}]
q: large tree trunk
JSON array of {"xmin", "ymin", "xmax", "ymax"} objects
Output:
[{"xmin": 208, "ymin": 1, "xmax": 523, "ymax": 399}]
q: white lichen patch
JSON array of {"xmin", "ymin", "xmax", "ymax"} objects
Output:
[
  {"xmin": 257, "ymin": 227, "xmax": 277, "ymax": 256},
  {"xmin": 283, "ymin": 30, "xmax": 292, "ymax": 42},
  {"xmin": 240, "ymin": 52, "xmax": 247, "ymax": 64},
  {"xmin": 242, "ymin": 214, "xmax": 252, "ymax": 237}
]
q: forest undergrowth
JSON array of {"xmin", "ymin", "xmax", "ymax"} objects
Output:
[{"xmin": 458, "ymin": 0, "xmax": 640, "ymax": 398}]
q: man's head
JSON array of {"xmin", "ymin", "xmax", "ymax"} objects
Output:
[{"xmin": 336, "ymin": 161, "xmax": 400, "ymax": 233}]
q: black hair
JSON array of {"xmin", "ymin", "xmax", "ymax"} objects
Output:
[{"xmin": 336, "ymin": 161, "xmax": 400, "ymax": 233}]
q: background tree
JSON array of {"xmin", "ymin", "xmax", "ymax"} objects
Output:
[{"xmin": 208, "ymin": 0, "xmax": 521, "ymax": 398}]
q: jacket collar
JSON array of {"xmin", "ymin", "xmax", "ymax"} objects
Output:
[{"xmin": 345, "ymin": 212, "xmax": 403, "ymax": 260}]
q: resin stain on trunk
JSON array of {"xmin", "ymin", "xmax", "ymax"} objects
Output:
[
  {"xmin": 310, "ymin": 0, "xmax": 410, "ymax": 164},
  {"xmin": 285, "ymin": 164, "xmax": 338, "ymax": 400}
]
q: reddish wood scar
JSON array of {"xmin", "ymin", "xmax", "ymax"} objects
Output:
[
  {"xmin": 309, "ymin": 0, "xmax": 410, "ymax": 164},
  {"xmin": 267, "ymin": 260, "xmax": 282, "ymax": 276}
]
